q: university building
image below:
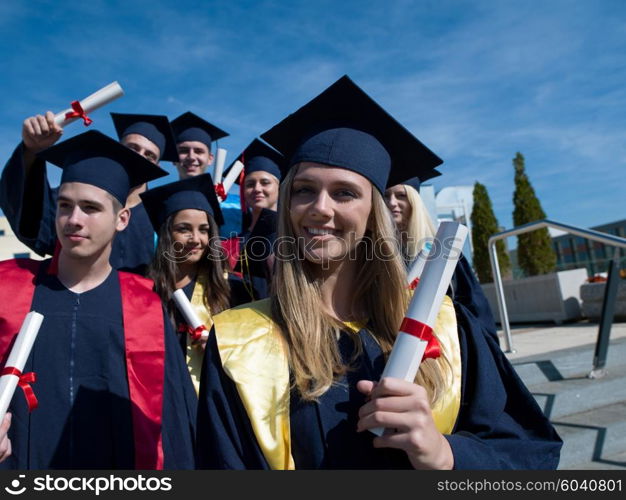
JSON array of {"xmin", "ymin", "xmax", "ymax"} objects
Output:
[
  {"xmin": 0, "ymin": 216, "xmax": 43, "ymax": 261},
  {"xmin": 551, "ymin": 219, "xmax": 626, "ymax": 276}
]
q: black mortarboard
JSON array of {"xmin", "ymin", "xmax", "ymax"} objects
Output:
[
  {"xmin": 393, "ymin": 169, "xmax": 442, "ymax": 193},
  {"xmin": 260, "ymin": 75, "xmax": 443, "ymax": 193},
  {"xmin": 171, "ymin": 111, "xmax": 229, "ymax": 150},
  {"xmin": 224, "ymin": 138, "xmax": 284, "ymax": 185},
  {"xmin": 38, "ymin": 130, "xmax": 168, "ymax": 205},
  {"xmin": 139, "ymin": 173, "xmax": 224, "ymax": 230},
  {"xmin": 110, "ymin": 112, "xmax": 179, "ymax": 162}
]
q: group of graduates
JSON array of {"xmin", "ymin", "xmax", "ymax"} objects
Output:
[{"xmin": 0, "ymin": 76, "xmax": 563, "ymax": 470}]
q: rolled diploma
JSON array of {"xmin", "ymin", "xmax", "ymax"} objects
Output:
[
  {"xmin": 54, "ymin": 81, "xmax": 124, "ymax": 127},
  {"xmin": 214, "ymin": 148, "xmax": 227, "ymax": 185},
  {"xmin": 0, "ymin": 311, "xmax": 44, "ymax": 423},
  {"xmin": 371, "ymin": 222, "xmax": 468, "ymax": 436},
  {"xmin": 172, "ymin": 289, "xmax": 208, "ymax": 341},
  {"xmin": 222, "ymin": 160, "xmax": 245, "ymax": 194},
  {"xmin": 406, "ymin": 241, "xmax": 433, "ymax": 286}
]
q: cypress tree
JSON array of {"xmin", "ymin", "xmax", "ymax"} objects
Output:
[
  {"xmin": 471, "ymin": 182, "xmax": 511, "ymax": 282},
  {"xmin": 512, "ymin": 152, "xmax": 556, "ymax": 276}
]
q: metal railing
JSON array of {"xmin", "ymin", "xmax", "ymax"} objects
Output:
[{"xmin": 488, "ymin": 219, "xmax": 626, "ymax": 353}]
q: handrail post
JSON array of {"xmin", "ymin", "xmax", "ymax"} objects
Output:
[
  {"xmin": 485, "ymin": 219, "xmax": 626, "ymax": 361},
  {"xmin": 488, "ymin": 238, "xmax": 514, "ymax": 353},
  {"xmin": 590, "ymin": 248, "xmax": 621, "ymax": 378}
]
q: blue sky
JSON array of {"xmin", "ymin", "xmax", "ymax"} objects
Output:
[{"xmin": 1, "ymin": 0, "xmax": 624, "ymax": 232}]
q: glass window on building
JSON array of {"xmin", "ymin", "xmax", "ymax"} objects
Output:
[
  {"xmin": 575, "ymin": 237, "xmax": 589, "ymax": 260},
  {"xmin": 594, "ymin": 242, "xmax": 606, "ymax": 259}
]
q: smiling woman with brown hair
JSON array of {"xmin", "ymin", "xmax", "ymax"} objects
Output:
[
  {"xmin": 196, "ymin": 76, "xmax": 561, "ymax": 470},
  {"xmin": 141, "ymin": 174, "xmax": 248, "ymax": 394}
]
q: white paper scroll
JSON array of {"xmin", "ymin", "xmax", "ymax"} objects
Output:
[
  {"xmin": 53, "ymin": 81, "xmax": 124, "ymax": 127},
  {"xmin": 221, "ymin": 160, "xmax": 245, "ymax": 196},
  {"xmin": 172, "ymin": 289, "xmax": 208, "ymax": 341},
  {"xmin": 214, "ymin": 148, "xmax": 227, "ymax": 185},
  {"xmin": 0, "ymin": 311, "xmax": 44, "ymax": 423},
  {"xmin": 371, "ymin": 222, "xmax": 468, "ymax": 436},
  {"xmin": 406, "ymin": 241, "xmax": 432, "ymax": 286}
]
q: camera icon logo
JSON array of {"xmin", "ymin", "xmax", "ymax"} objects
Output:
[{"xmin": 4, "ymin": 474, "xmax": 27, "ymax": 495}]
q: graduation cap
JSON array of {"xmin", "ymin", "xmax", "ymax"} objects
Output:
[
  {"xmin": 224, "ymin": 138, "xmax": 285, "ymax": 185},
  {"xmin": 260, "ymin": 75, "xmax": 443, "ymax": 194},
  {"xmin": 139, "ymin": 173, "xmax": 224, "ymax": 231},
  {"xmin": 38, "ymin": 130, "xmax": 168, "ymax": 205},
  {"xmin": 110, "ymin": 112, "xmax": 179, "ymax": 162},
  {"xmin": 393, "ymin": 169, "xmax": 442, "ymax": 193},
  {"xmin": 171, "ymin": 111, "xmax": 229, "ymax": 150}
]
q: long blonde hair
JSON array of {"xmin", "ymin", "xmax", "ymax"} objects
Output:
[
  {"xmin": 402, "ymin": 184, "xmax": 436, "ymax": 262},
  {"xmin": 271, "ymin": 165, "xmax": 451, "ymax": 403}
]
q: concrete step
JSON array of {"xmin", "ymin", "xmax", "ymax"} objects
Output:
[
  {"xmin": 511, "ymin": 337, "xmax": 626, "ymax": 387},
  {"xmin": 501, "ymin": 326, "xmax": 626, "ymax": 470},
  {"xmin": 562, "ymin": 450, "xmax": 626, "ymax": 470},
  {"xmin": 553, "ymin": 401, "xmax": 626, "ymax": 469},
  {"xmin": 526, "ymin": 359, "xmax": 626, "ymax": 420}
]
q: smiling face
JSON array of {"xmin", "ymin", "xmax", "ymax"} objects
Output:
[
  {"xmin": 170, "ymin": 208, "xmax": 210, "ymax": 265},
  {"xmin": 56, "ymin": 182, "xmax": 128, "ymax": 260},
  {"xmin": 289, "ymin": 162, "xmax": 373, "ymax": 266},
  {"xmin": 176, "ymin": 141, "xmax": 213, "ymax": 179},
  {"xmin": 384, "ymin": 184, "xmax": 412, "ymax": 231},
  {"xmin": 244, "ymin": 170, "xmax": 280, "ymax": 212}
]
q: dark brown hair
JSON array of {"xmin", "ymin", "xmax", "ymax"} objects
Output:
[{"xmin": 148, "ymin": 211, "xmax": 231, "ymax": 322}]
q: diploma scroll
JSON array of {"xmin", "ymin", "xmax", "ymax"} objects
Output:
[
  {"xmin": 371, "ymin": 222, "xmax": 468, "ymax": 436},
  {"xmin": 172, "ymin": 289, "xmax": 208, "ymax": 341},
  {"xmin": 222, "ymin": 160, "xmax": 245, "ymax": 195},
  {"xmin": 214, "ymin": 148, "xmax": 227, "ymax": 185},
  {"xmin": 406, "ymin": 241, "xmax": 432, "ymax": 286},
  {"xmin": 0, "ymin": 311, "xmax": 44, "ymax": 423},
  {"xmin": 53, "ymin": 81, "xmax": 124, "ymax": 127}
]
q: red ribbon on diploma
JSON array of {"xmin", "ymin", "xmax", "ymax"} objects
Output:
[
  {"xmin": 215, "ymin": 183, "xmax": 227, "ymax": 201},
  {"xmin": 64, "ymin": 100, "xmax": 93, "ymax": 126},
  {"xmin": 178, "ymin": 323, "xmax": 207, "ymax": 343},
  {"xmin": 399, "ymin": 317, "xmax": 441, "ymax": 360},
  {"xmin": 1, "ymin": 367, "xmax": 38, "ymax": 411},
  {"xmin": 408, "ymin": 277, "xmax": 420, "ymax": 290}
]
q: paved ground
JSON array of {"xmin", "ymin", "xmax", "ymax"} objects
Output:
[
  {"xmin": 498, "ymin": 320, "xmax": 626, "ymax": 361},
  {"xmin": 499, "ymin": 320, "xmax": 626, "ymax": 470}
]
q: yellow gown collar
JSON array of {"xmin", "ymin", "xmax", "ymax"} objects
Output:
[{"xmin": 185, "ymin": 277, "xmax": 213, "ymax": 395}]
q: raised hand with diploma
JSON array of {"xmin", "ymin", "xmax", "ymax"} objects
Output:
[{"xmin": 22, "ymin": 111, "xmax": 64, "ymax": 167}]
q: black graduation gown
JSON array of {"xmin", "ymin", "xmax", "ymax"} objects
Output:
[
  {"xmin": 234, "ymin": 208, "xmax": 277, "ymax": 299},
  {"xmin": 0, "ymin": 263, "xmax": 197, "ymax": 470},
  {"xmin": 196, "ymin": 295, "xmax": 562, "ymax": 470},
  {"xmin": 451, "ymin": 254, "xmax": 500, "ymax": 345},
  {"xmin": 0, "ymin": 144, "xmax": 155, "ymax": 275}
]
